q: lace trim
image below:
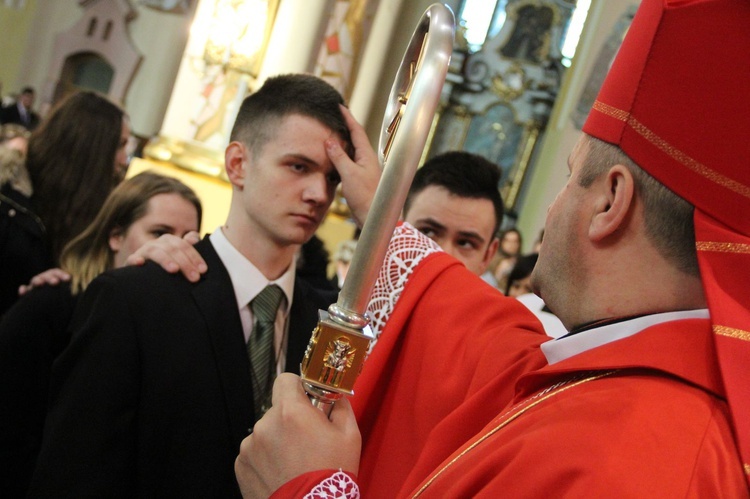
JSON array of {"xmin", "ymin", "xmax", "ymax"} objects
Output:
[
  {"xmin": 366, "ymin": 223, "xmax": 442, "ymax": 350},
  {"xmin": 304, "ymin": 470, "xmax": 360, "ymax": 499}
]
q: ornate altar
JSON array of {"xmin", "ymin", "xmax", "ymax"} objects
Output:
[{"xmin": 428, "ymin": 0, "xmax": 580, "ymax": 219}]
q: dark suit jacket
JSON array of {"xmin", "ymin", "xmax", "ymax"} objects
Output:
[
  {"xmin": 28, "ymin": 239, "xmax": 336, "ymax": 498},
  {"xmin": 0, "ymin": 183, "xmax": 52, "ymax": 318},
  {"xmin": 0, "ymin": 103, "xmax": 40, "ymax": 130},
  {"xmin": 0, "ymin": 283, "xmax": 78, "ymax": 497}
]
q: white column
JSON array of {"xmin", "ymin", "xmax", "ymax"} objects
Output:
[
  {"xmin": 348, "ymin": 0, "xmax": 405, "ymax": 124},
  {"xmin": 257, "ymin": 0, "xmax": 335, "ymax": 83}
]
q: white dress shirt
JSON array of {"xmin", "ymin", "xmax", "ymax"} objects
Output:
[
  {"xmin": 541, "ymin": 309, "xmax": 710, "ymax": 365},
  {"xmin": 210, "ymin": 228, "xmax": 296, "ymax": 373}
]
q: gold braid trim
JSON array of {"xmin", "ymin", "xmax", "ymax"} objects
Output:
[
  {"xmin": 696, "ymin": 241, "xmax": 750, "ymax": 254},
  {"xmin": 592, "ymin": 101, "xmax": 750, "ymax": 201},
  {"xmin": 714, "ymin": 325, "xmax": 750, "ymax": 343},
  {"xmin": 411, "ymin": 370, "xmax": 618, "ymax": 498},
  {"xmin": 744, "ymin": 463, "xmax": 750, "ymax": 475}
]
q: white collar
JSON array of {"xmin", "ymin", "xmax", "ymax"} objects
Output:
[
  {"xmin": 209, "ymin": 228, "xmax": 295, "ymax": 314},
  {"xmin": 541, "ymin": 309, "xmax": 710, "ymax": 365}
]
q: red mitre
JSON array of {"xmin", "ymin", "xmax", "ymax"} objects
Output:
[{"xmin": 582, "ymin": 0, "xmax": 750, "ymax": 485}]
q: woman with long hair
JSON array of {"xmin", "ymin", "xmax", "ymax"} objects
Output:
[
  {"xmin": 0, "ymin": 172, "xmax": 201, "ymax": 495},
  {"xmin": 491, "ymin": 227, "xmax": 523, "ymax": 291},
  {"xmin": 1, "ymin": 90, "xmax": 131, "ymax": 315}
]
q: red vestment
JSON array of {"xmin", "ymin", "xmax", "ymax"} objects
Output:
[{"xmin": 274, "ymin": 239, "xmax": 747, "ymax": 498}]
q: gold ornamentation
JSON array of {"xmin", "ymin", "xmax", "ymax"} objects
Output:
[
  {"xmin": 300, "ymin": 318, "xmax": 371, "ymax": 396},
  {"xmin": 143, "ymin": 136, "xmax": 226, "ymax": 180},
  {"xmin": 412, "ymin": 370, "xmax": 618, "ymax": 497},
  {"xmin": 714, "ymin": 325, "xmax": 750, "ymax": 343},
  {"xmin": 320, "ymin": 337, "xmax": 357, "ymax": 388},
  {"xmin": 696, "ymin": 241, "xmax": 750, "ymax": 254},
  {"xmin": 382, "ymin": 34, "xmax": 427, "ymax": 161},
  {"xmin": 490, "ymin": 63, "xmax": 529, "ymax": 103},
  {"xmin": 592, "ymin": 100, "xmax": 750, "ymax": 200},
  {"xmin": 202, "ymin": 0, "xmax": 280, "ymax": 77}
]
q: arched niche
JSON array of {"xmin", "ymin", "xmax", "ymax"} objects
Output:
[{"xmin": 44, "ymin": 0, "xmax": 141, "ymax": 106}]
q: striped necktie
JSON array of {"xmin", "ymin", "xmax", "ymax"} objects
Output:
[{"xmin": 248, "ymin": 284, "xmax": 284, "ymax": 421}]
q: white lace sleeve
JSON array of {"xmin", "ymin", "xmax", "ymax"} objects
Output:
[
  {"xmin": 303, "ymin": 470, "xmax": 360, "ymax": 499},
  {"xmin": 365, "ymin": 223, "xmax": 442, "ymax": 348}
]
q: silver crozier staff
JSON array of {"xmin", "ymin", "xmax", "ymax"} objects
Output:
[{"xmin": 300, "ymin": 3, "xmax": 456, "ymax": 415}]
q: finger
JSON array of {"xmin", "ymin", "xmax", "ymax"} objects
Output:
[
  {"xmin": 140, "ymin": 245, "xmax": 180, "ymax": 273},
  {"xmin": 30, "ymin": 269, "xmax": 70, "ymax": 287},
  {"xmin": 157, "ymin": 235, "xmax": 206, "ymax": 280},
  {"xmin": 47, "ymin": 269, "xmax": 71, "ymax": 281},
  {"xmin": 339, "ymin": 105, "xmax": 371, "ymax": 162},
  {"xmin": 329, "ymin": 396, "xmax": 358, "ymax": 435},
  {"xmin": 183, "ymin": 231, "xmax": 201, "ymax": 245},
  {"xmin": 125, "ymin": 254, "xmax": 147, "ymax": 267},
  {"xmin": 30, "ymin": 275, "xmax": 58, "ymax": 287},
  {"xmin": 327, "ymin": 396, "xmax": 362, "ymax": 473},
  {"xmin": 325, "ymin": 136, "xmax": 352, "ymax": 170},
  {"xmin": 18, "ymin": 285, "xmax": 30, "ymax": 296},
  {"xmin": 178, "ymin": 240, "xmax": 208, "ymax": 276},
  {"xmin": 270, "ymin": 373, "xmax": 305, "ymax": 406}
]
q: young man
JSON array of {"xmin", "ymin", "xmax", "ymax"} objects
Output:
[
  {"xmin": 28, "ymin": 74, "xmax": 378, "ymax": 497},
  {"xmin": 236, "ymin": 0, "xmax": 750, "ymax": 496},
  {"xmin": 403, "ymin": 151, "xmax": 502, "ymax": 277}
]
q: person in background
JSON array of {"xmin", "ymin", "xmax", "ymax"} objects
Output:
[
  {"xmin": 331, "ymin": 239, "xmax": 357, "ymax": 289},
  {"xmin": 234, "ymin": 0, "xmax": 750, "ymax": 496},
  {"xmin": 506, "ymin": 253, "xmax": 566, "ymax": 338},
  {"xmin": 532, "ymin": 228, "xmax": 544, "ymax": 253},
  {"xmin": 0, "ymin": 172, "xmax": 201, "ymax": 497},
  {"xmin": 504, "ymin": 253, "xmax": 537, "ymax": 298},
  {"xmin": 0, "ymin": 87, "xmax": 40, "ymax": 131},
  {"xmin": 491, "ymin": 227, "xmax": 523, "ymax": 291},
  {"xmin": 296, "ymin": 234, "xmax": 336, "ymax": 291},
  {"xmin": 131, "ymin": 151, "xmax": 502, "ymax": 295},
  {"xmin": 0, "ymin": 91, "xmax": 130, "ymax": 317},
  {"xmin": 29, "ymin": 74, "xmax": 378, "ymax": 497},
  {"xmin": 0, "ymin": 124, "xmax": 31, "ymax": 197},
  {"xmin": 403, "ymin": 151, "xmax": 502, "ymax": 278}
]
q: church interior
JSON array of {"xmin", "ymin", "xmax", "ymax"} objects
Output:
[{"xmin": 0, "ymin": 0, "xmax": 640, "ymax": 259}]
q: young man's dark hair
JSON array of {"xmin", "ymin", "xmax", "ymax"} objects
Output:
[
  {"xmin": 231, "ymin": 73, "xmax": 354, "ymax": 160},
  {"xmin": 404, "ymin": 151, "xmax": 504, "ymax": 236}
]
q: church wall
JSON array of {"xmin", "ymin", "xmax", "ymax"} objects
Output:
[
  {"xmin": 2, "ymin": 0, "xmax": 192, "ymax": 136},
  {"xmin": 517, "ymin": 0, "xmax": 640, "ymax": 252},
  {"xmin": 0, "ymin": 0, "xmax": 40, "ymax": 100},
  {"xmin": 1, "ymin": 0, "xmax": 640, "ymax": 259}
]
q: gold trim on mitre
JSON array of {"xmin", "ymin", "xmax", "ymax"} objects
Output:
[
  {"xmin": 714, "ymin": 325, "xmax": 750, "ymax": 342},
  {"xmin": 591, "ymin": 101, "xmax": 750, "ymax": 201},
  {"xmin": 696, "ymin": 241, "xmax": 750, "ymax": 254}
]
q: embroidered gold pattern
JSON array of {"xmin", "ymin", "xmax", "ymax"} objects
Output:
[
  {"xmin": 714, "ymin": 325, "xmax": 750, "ymax": 342},
  {"xmin": 592, "ymin": 100, "xmax": 629, "ymax": 121},
  {"xmin": 411, "ymin": 370, "xmax": 618, "ymax": 497},
  {"xmin": 696, "ymin": 241, "xmax": 750, "ymax": 254},
  {"xmin": 592, "ymin": 100, "xmax": 750, "ymax": 200}
]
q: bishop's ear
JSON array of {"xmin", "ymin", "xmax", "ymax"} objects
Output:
[
  {"xmin": 225, "ymin": 142, "xmax": 247, "ymax": 187},
  {"xmin": 588, "ymin": 164, "xmax": 635, "ymax": 242}
]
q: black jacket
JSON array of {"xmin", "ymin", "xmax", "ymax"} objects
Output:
[
  {"xmin": 29, "ymin": 238, "xmax": 336, "ymax": 497},
  {"xmin": 0, "ymin": 183, "xmax": 51, "ymax": 318}
]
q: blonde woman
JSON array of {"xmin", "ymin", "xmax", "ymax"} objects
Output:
[{"xmin": 0, "ymin": 172, "xmax": 201, "ymax": 495}]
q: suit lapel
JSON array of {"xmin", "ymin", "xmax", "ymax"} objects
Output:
[
  {"xmin": 286, "ymin": 279, "xmax": 337, "ymax": 374},
  {"xmin": 191, "ymin": 239, "xmax": 255, "ymax": 441}
]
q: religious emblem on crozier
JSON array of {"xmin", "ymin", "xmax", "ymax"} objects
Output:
[
  {"xmin": 300, "ymin": 326, "xmax": 321, "ymax": 374},
  {"xmin": 319, "ymin": 337, "xmax": 357, "ymax": 388}
]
